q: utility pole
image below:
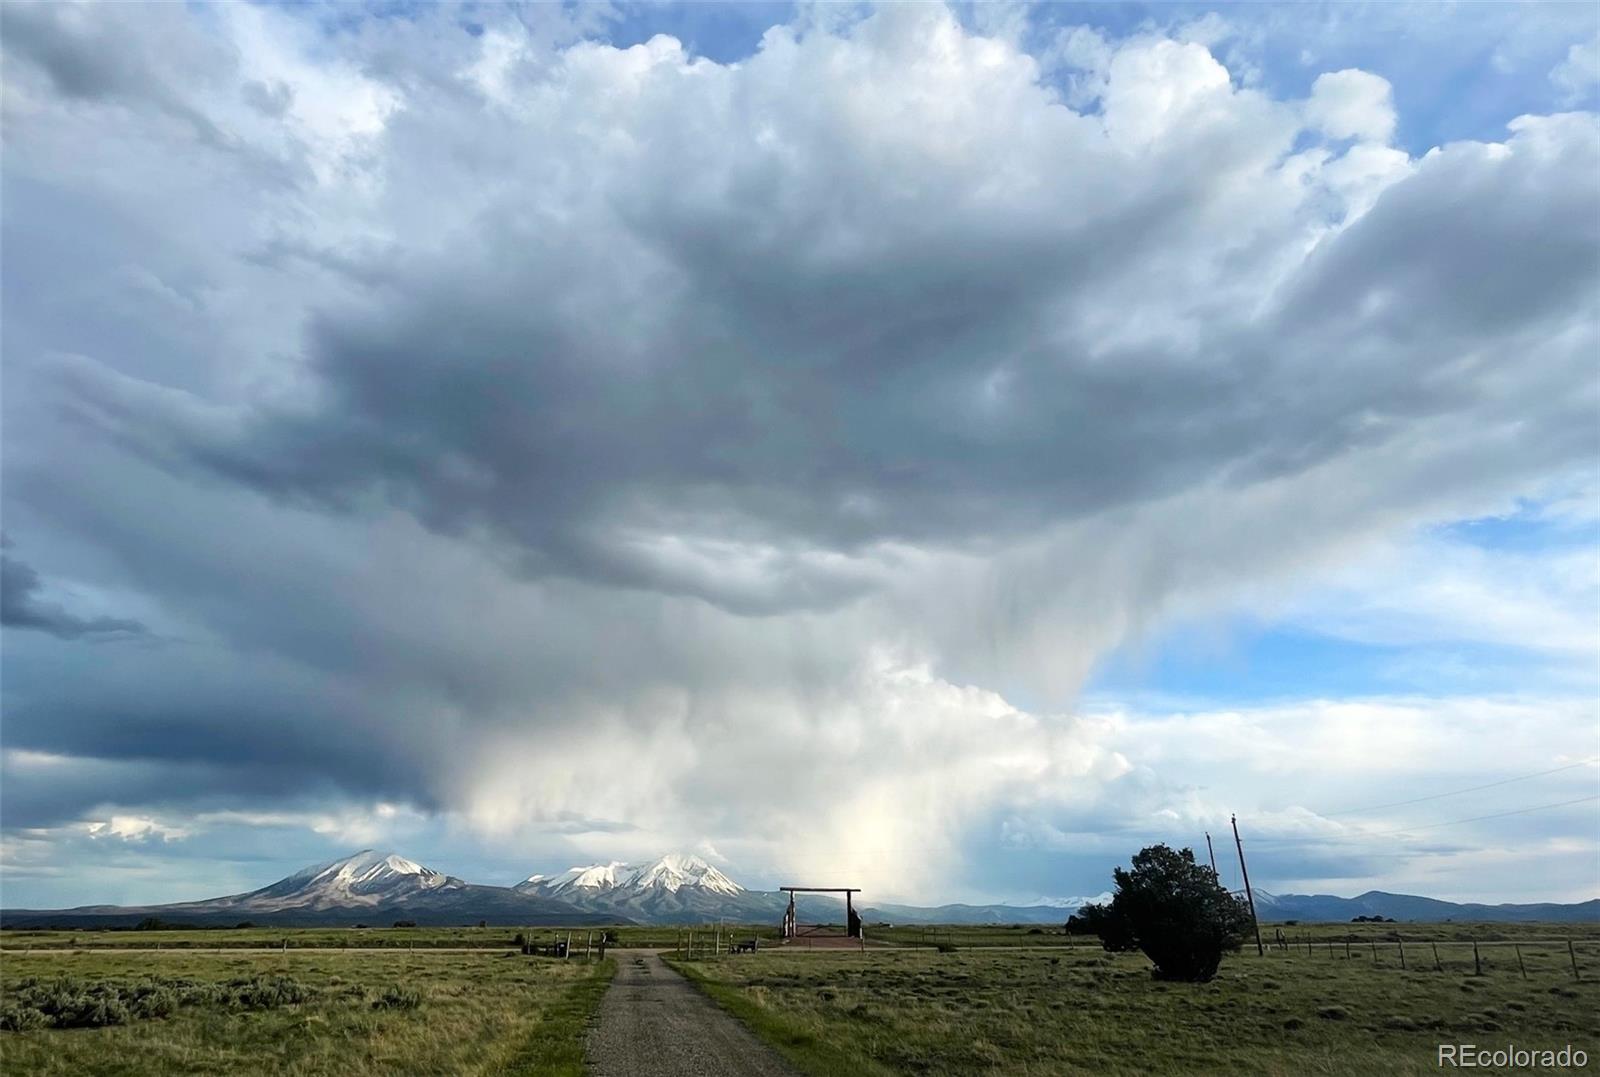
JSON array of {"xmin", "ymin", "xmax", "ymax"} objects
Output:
[
  {"xmin": 1204, "ymin": 832, "xmax": 1218, "ymax": 876},
  {"xmin": 1231, "ymin": 814, "xmax": 1264, "ymax": 957}
]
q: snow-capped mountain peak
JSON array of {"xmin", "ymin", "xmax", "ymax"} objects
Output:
[
  {"xmin": 521, "ymin": 861, "xmax": 632, "ymax": 894},
  {"xmin": 516, "ymin": 853, "xmax": 743, "ymax": 897},
  {"xmin": 630, "ymin": 854, "xmax": 742, "ymax": 895},
  {"xmin": 309, "ymin": 850, "xmax": 447, "ymax": 889},
  {"xmin": 241, "ymin": 849, "xmax": 457, "ymax": 910},
  {"xmin": 1030, "ymin": 892, "xmax": 1113, "ymax": 910}
]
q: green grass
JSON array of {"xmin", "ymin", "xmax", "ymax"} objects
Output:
[
  {"xmin": 670, "ymin": 957, "xmax": 896, "ymax": 1077},
  {"xmin": 667, "ymin": 936, "xmax": 1600, "ymax": 1075},
  {"xmin": 12, "ymin": 920, "xmax": 1587, "ymax": 954},
  {"xmin": 866, "ymin": 921, "xmax": 1600, "ymax": 951},
  {"xmin": 0, "ymin": 923, "xmax": 776, "ymax": 952},
  {"xmin": 494, "ymin": 958, "xmax": 614, "ymax": 1077},
  {"xmin": 1247, "ymin": 921, "xmax": 1600, "ymax": 945},
  {"xmin": 867, "ymin": 924, "xmax": 1076, "ymax": 948},
  {"xmin": 0, "ymin": 949, "xmax": 614, "ymax": 1075}
]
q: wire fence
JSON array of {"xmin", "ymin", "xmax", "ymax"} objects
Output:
[{"xmin": 1259, "ymin": 928, "xmax": 1595, "ymax": 980}]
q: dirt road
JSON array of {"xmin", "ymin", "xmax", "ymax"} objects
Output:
[{"xmin": 586, "ymin": 949, "xmax": 796, "ymax": 1077}]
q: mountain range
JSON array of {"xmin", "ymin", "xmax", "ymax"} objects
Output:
[
  {"xmin": 3, "ymin": 850, "xmax": 1596, "ymax": 928},
  {"xmin": 1250, "ymin": 889, "xmax": 1600, "ymax": 924},
  {"xmin": 512, "ymin": 854, "xmax": 778, "ymax": 923},
  {"xmin": 0, "ymin": 850, "xmax": 610, "ymax": 929}
]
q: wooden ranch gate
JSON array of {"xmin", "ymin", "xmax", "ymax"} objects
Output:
[{"xmin": 780, "ymin": 886, "xmax": 864, "ymax": 944}]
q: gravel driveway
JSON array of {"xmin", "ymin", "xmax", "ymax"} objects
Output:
[{"xmin": 586, "ymin": 949, "xmax": 798, "ymax": 1077}]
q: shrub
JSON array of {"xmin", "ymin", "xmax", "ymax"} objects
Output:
[
  {"xmin": 371, "ymin": 985, "xmax": 422, "ymax": 1011},
  {"xmin": 55, "ymin": 994, "xmax": 131, "ymax": 1029},
  {"xmin": 229, "ymin": 975, "xmax": 311, "ymax": 1008},
  {"xmin": 392, "ymin": 920, "xmax": 417, "ymax": 929},
  {"xmin": 0, "ymin": 974, "xmax": 315, "ymax": 1031},
  {"xmin": 1072, "ymin": 902, "xmax": 1137, "ymax": 951},
  {"xmin": 0, "ymin": 1006, "xmax": 49, "ymax": 1031},
  {"xmin": 1082, "ymin": 844, "xmax": 1252, "ymax": 982},
  {"xmin": 130, "ymin": 985, "xmax": 179, "ymax": 1019},
  {"xmin": 935, "ymin": 942, "xmax": 958, "ymax": 954},
  {"xmin": 1064, "ymin": 913, "xmax": 1098, "ymax": 937}
]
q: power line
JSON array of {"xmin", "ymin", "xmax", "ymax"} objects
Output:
[
  {"xmin": 1322, "ymin": 759, "xmax": 1599, "ymax": 817},
  {"xmin": 1246, "ymin": 794, "xmax": 1600, "ymax": 846},
  {"xmin": 1369, "ymin": 795, "xmax": 1600, "ymax": 837}
]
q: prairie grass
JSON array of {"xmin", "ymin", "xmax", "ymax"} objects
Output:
[
  {"xmin": 8, "ymin": 920, "xmax": 1593, "ymax": 953},
  {"xmin": 669, "ymin": 937, "xmax": 1600, "ymax": 1075},
  {"xmin": 0, "ymin": 949, "xmax": 613, "ymax": 1076},
  {"xmin": 869, "ymin": 920, "xmax": 1600, "ymax": 950},
  {"xmin": 0, "ymin": 923, "xmax": 770, "ymax": 951}
]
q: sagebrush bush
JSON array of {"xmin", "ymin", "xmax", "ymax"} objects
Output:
[
  {"xmin": 0, "ymin": 1006, "xmax": 49, "ymax": 1032},
  {"xmin": 371, "ymin": 985, "xmax": 422, "ymax": 1011},
  {"xmin": 229, "ymin": 975, "xmax": 311, "ymax": 1009},
  {"xmin": 0, "ymin": 973, "xmax": 315, "ymax": 1032},
  {"xmin": 49, "ymin": 991, "xmax": 131, "ymax": 1029},
  {"xmin": 131, "ymin": 987, "xmax": 179, "ymax": 1019}
]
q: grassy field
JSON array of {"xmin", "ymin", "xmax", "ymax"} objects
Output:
[
  {"xmin": 867, "ymin": 924, "xmax": 1073, "ymax": 948},
  {"xmin": 0, "ymin": 923, "xmax": 779, "ymax": 951},
  {"xmin": 812, "ymin": 921, "xmax": 1600, "ymax": 951},
  {"xmin": 10, "ymin": 919, "xmax": 1593, "ymax": 953},
  {"xmin": 0, "ymin": 949, "xmax": 613, "ymax": 1075},
  {"xmin": 667, "ymin": 936, "xmax": 1600, "ymax": 1076},
  {"xmin": 1249, "ymin": 921, "xmax": 1600, "ymax": 944}
]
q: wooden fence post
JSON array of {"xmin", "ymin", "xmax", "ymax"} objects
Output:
[
  {"xmin": 1515, "ymin": 944, "xmax": 1527, "ymax": 980},
  {"xmin": 1370, "ymin": 939, "xmax": 1378, "ymax": 963},
  {"xmin": 1570, "ymin": 940, "xmax": 1581, "ymax": 981},
  {"xmin": 1473, "ymin": 942, "xmax": 1482, "ymax": 976},
  {"xmin": 1432, "ymin": 942, "xmax": 1442, "ymax": 972},
  {"xmin": 1398, "ymin": 937, "xmax": 1406, "ymax": 970}
]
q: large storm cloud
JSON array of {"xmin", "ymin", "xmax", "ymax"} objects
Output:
[{"xmin": 2, "ymin": 3, "xmax": 1595, "ymax": 903}]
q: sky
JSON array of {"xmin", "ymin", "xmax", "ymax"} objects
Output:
[{"xmin": 1, "ymin": 0, "xmax": 1597, "ymax": 910}]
